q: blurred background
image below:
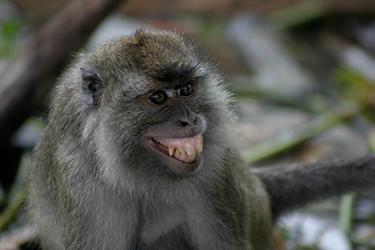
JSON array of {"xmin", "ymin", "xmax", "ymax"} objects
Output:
[{"xmin": 0, "ymin": 0, "xmax": 375, "ymax": 249}]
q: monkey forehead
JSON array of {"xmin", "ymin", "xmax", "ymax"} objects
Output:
[
  {"xmin": 120, "ymin": 72, "xmax": 159, "ymax": 97},
  {"xmin": 93, "ymin": 30, "xmax": 199, "ymax": 78}
]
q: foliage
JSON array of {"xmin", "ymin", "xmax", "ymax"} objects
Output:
[{"xmin": 0, "ymin": 17, "xmax": 22, "ymax": 58}]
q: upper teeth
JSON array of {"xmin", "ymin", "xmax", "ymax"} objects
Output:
[
  {"xmin": 158, "ymin": 134, "xmax": 203, "ymax": 163},
  {"xmin": 168, "ymin": 147, "xmax": 175, "ymax": 156}
]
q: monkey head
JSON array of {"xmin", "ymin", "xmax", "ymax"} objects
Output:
[{"xmin": 62, "ymin": 30, "xmax": 233, "ymax": 180}]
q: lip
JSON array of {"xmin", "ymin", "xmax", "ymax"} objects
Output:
[{"xmin": 145, "ymin": 135, "xmax": 203, "ymax": 175}]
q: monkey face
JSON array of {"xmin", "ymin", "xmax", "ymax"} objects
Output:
[
  {"xmin": 140, "ymin": 79, "xmax": 207, "ymax": 175},
  {"xmin": 98, "ymin": 72, "xmax": 212, "ymax": 177},
  {"xmin": 79, "ymin": 30, "xmax": 233, "ymax": 179}
]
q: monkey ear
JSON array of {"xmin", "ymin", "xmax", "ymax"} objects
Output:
[{"xmin": 80, "ymin": 67, "xmax": 102, "ymax": 106}]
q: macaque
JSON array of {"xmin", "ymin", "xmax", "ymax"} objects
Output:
[{"xmin": 28, "ymin": 30, "xmax": 375, "ymax": 250}]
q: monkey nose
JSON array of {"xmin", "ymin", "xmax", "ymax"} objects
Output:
[{"xmin": 178, "ymin": 117, "xmax": 199, "ymax": 127}]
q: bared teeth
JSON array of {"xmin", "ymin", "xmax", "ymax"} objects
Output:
[
  {"xmin": 157, "ymin": 134, "xmax": 204, "ymax": 163},
  {"xmin": 185, "ymin": 142, "xmax": 194, "ymax": 157},
  {"xmin": 168, "ymin": 147, "xmax": 175, "ymax": 156},
  {"xmin": 174, "ymin": 148, "xmax": 185, "ymax": 159}
]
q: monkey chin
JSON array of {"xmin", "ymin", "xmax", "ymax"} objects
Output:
[{"xmin": 145, "ymin": 136, "xmax": 204, "ymax": 176}]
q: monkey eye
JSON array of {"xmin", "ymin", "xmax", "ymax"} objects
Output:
[
  {"xmin": 149, "ymin": 90, "xmax": 168, "ymax": 105},
  {"xmin": 177, "ymin": 82, "xmax": 194, "ymax": 97}
]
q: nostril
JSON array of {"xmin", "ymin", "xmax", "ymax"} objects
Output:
[
  {"xmin": 192, "ymin": 117, "xmax": 198, "ymax": 126},
  {"xmin": 179, "ymin": 120, "xmax": 189, "ymax": 127}
]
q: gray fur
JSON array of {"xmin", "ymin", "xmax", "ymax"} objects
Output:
[
  {"xmin": 27, "ymin": 30, "xmax": 273, "ymax": 250},
  {"xmin": 28, "ymin": 30, "xmax": 375, "ymax": 250}
]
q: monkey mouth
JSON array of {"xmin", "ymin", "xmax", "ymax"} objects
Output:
[{"xmin": 149, "ymin": 134, "xmax": 203, "ymax": 164}]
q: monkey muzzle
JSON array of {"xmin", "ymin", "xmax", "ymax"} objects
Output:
[{"xmin": 144, "ymin": 110, "xmax": 206, "ymax": 174}]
